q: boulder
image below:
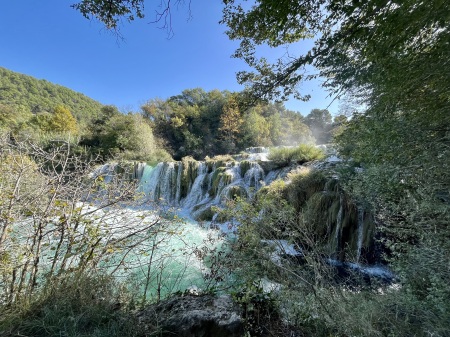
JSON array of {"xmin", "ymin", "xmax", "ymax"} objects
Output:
[{"xmin": 137, "ymin": 294, "xmax": 243, "ymax": 337}]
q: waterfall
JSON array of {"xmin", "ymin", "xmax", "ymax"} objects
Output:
[
  {"xmin": 95, "ymin": 156, "xmax": 382, "ymax": 270},
  {"xmin": 356, "ymin": 205, "xmax": 365, "ymax": 263},
  {"xmin": 243, "ymin": 162, "xmax": 265, "ymax": 192},
  {"xmin": 335, "ymin": 194, "xmax": 344, "ymax": 260},
  {"xmin": 144, "ymin": 162, "xmax": 181, "ymax": 205},
  {"xmin": 137, "ymin": 158, "xmax": 281, "ymax": 219},
  {"xmin": 137, "ymin": 165, "xmax": 155, "ymax": 196},
  {"xmin": 181, "ymin": 162, "xmax": 209, "ymax": 210},
  {"xmin": 95, "ymin": 159, "xmax": 375, "ymax": 266},
  {"xmin": 133, "ymin": 162, "xmax": 146, "ymax": 180},
  {"xmin": 175, "ymin": 161, "xmax": 183, "ymax": 203}
]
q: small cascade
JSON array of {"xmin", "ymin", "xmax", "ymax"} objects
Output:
[
  {"xmin": 211, "ymin": 163, "xmax": 240, "ymax": 201},
  {"xmin": 245, "ymin": 147, "xmax": 269, "ymax": 154},
  {"xmin": 137, "ymin": 158, "xmax": 274, "ymax": 220},
  {"xmin": 175, "ymin": 161, "xmax": 183, "ymax": 203},
  {"xmin": 137, "ymin": 165, "xmax": 155, "ymax": 196},
  {"xmin": 92, "ymin": 161, "xmax": 147, "ymax": 184},
  {"xmin": 244, "ymin": 147, "xmax": 270, "ymax": 161},
  {"xmin": 133, "ymin": 162, "xmax": 147, "ymax": 180},
  {"xmin": 181, "ymin": 162, "xmax": 209, "ymax": 210},
  {"xmin": 91, "ymin": 163, "xmax": 115, "ymax": 183},
  {"xmin": 356, "ymin": 205, "xmax": 365, "ymax": 263},
  {"xmin": 145, "ymin": 162, "xmax": 181, "ymax": 205},
  {"xmin": 335, "ymin": 194, "xmax": 344, "ymax": 260},
  {"xmin": 243, "ymin": 162, "xmax": 265, "ymax": 192}
]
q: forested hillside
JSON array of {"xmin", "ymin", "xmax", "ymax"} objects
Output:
[
  {"xmin": 0, "ymin": 68, "xmax": 340, "ymax": 162},
  {"xmin": 0, "ymin": 67, "xmax": 171, "ymax": 163},
  {"xmin": 0, "ymin": 67, "xmax": 103, "ymax": 124}
]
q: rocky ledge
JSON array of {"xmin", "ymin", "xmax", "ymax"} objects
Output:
[{"xmin": 136, "ymin": 294, "xmax": 244, "ymax": 337}]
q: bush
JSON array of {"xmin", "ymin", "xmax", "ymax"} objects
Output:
[
  {"xmin": 0, "ymin": 273, "xmax": 140, "ymax": 337},
  {"xmin": 268, "ymin": 144, "xmax": 325, "ymax": 167},
  {"xmin": 285, "ymin": 167, "xmax": 328, "ymax": 211}
]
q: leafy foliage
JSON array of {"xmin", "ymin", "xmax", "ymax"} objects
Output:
[
  {"xmin": 72, "ymin": 0, "xmax": 145, "ymax": 30},
  {"xmin": 88, "ymin": 112, "xmax": 167, "ymax": 163},
  {"xmin": 268, "ymin": 144, "xmax": 325, "ymax": 167},
  {"xmin": 30, "ymin": 105, "xmax": 79, "ymax": 134},
  {"xmin": 222, "ymin": 0, "xmax": 450, "ymax": 104},
  {"xmin": 0, "ymin": 68, "xmax": 171, "ymax": 163},
  {"xmin": 141, "ymin": 88, "xmax": 314, "ymax": 159},
  {"xmin": 0, "ymin": 274, "xmax": 139, "ymax": 337},
  {"xmin": 223, "ymin": 2, "xmax": 450, "ymax": 335},
  {"xmin": 304, "ymin": 109, "xmax": 333, "ymax": 144},
  {"xmin": 0, "ymin": 137, "xmax": 175, "ymax": 304},
  {"xmin": 219, "ymin": 95, "xmax": 243, "ymax": 153},
  {"xmin": 0, "ymin": 67, "xmax": 103, "ymax": 128},
  {"xmin": 71, "ymin": 0, "xmax": 189, "ymax": 36}
]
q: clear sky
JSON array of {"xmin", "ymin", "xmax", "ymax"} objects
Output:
[{"xmin": 0, "ymin": 0, "xmax": 339, "ymax": 116}]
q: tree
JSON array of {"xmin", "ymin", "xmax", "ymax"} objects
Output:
[
  {"xmin": 304, "ymin": 109, "xmax": 332, "ymax": 144},
  {"xmin": 0, "ymin": 104, "xmax": 32, "ymax": 134},
  {"xmin": 0, "ymin": 67, "xmax": 103, "ymax": 128},
  {"xmin": 223, "ymin": 1, "xmax": 450, "ymax": 334},
  {"xmin": 72, "ymin": 0, "xmax": 190, "ymax": 35},
  {"xmin": 99, "ymin": 113, "xmax": 158, "ymax": 161},
  {"xmin": 219, "ymin": 95, "xmax": 243, "ymax": 153},
  {"xmin": 0, "ymin": 136, "xmax": 187, "ymax": 308},
  {"xmin": 29, "ymin": 105, "xmax": 79, "ymax": 135},
  {"xmin": 49, "ymin": 105, "xmax": 79, "ymax": 134},
  {"xmin": 141, "ymin": 89, "xmax": 316, "ymax": 157},
  {"xmin": 239, "ymin": 107, "xmax": 271, "ymax": 148},
  {"xmin": 223, "ymin": 0, "xmax": 449, "ymax": 217},
  {"xmin": 222, "ymin": 0, "xmax": 449, "ymax": 103},
  {"xmin": 73, "ymin": 0, "xmax": 145, "ymax": 30}
]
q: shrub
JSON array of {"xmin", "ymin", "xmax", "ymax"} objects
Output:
[
  {"xmin": 285, "ymin": 167, "xmax": 328, "ymax": 210},
  {"xmin": 268, "ymin": 144, "xmax": 325, "ymax": 167},
  {"xmin": 0, "ymin": 273, "xmax": 140, "ymax": 337}
]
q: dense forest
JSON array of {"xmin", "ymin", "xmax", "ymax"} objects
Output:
[
  {"xmin": 0, "ymin": 67, "xmax": 102, "ymax": 126},
  {"xmin": 1, "ymin": 0, "xmax": 449, "ymax": 336},
  {"xmin": 142, "ymin": 89, "xmax": 341, "ymax": 159},
  {"xmin": 0, "ymin": 67, "xmax": 342, "ymax": 161}
]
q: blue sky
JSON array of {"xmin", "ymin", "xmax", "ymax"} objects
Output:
[{"xmin": 0, "ymin": 0, "xmax": 339, "ymax": 116}]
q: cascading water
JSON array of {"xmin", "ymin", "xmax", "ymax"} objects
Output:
[
  {"xmin": 140, "ymin": 162, "xmax": 184, "ymax": 205},
  {"xmin": 356, "ymin": 205, "xmax": 365, "ymax": 263},
  {"xmin": 101, "ymin": 156, "xmax": 283, "ymax": 297},
  {"xmin": 181, "ymin": 162, "xmax": 209, "ymax": 210},
  {"xmin": 138, "ymin": 159, "xmax": 282, "ymax": 219},
  {"xmin": 243, "ymin": 162, "xmax": 265, "ymax": 191},
  {"xmin": 335, "ymin": 194, "xmax": 344, "ymax": 260},
  {"xmin": 98, "ymin": 150, "xmax": 390, "ymax": 289}
]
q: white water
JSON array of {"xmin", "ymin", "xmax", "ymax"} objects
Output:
[
  {"xmin": 335, "ymin": 194, "xmax": 344, "ymax": 255},
  {"xmin": 96, "ymin": 152, "xmax": 384, "ymax": 294},
  {"xmin": 7, "ymin": 201, "xmax": 226, "ymax": 301},
  {"xmin": 137, "ymin": 158, "xmax": 284, "ymax": 218},
  {"xmin": 182, "ymin": 162, "xmax": 209, "ymax": 210},
  {"xmin": 356, "ymin": 206, "xmax": 365, "ymax": 263}
]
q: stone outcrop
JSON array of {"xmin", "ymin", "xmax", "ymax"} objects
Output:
[{"xmin": 137, "ymin": 294, "xmax": 243, "ymax": 337}]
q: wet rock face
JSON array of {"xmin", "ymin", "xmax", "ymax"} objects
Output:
[{"xmin": 137, "ymin": 294, "xmax": 244, "ymax": 337}]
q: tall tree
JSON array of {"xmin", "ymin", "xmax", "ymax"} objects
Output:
[
  {"xmin": 304, "ymin": 109, "xmax": 332, "ymax": 144},
  {"xmin": 240, "ymin": 107, "xmax": 271, "ymax": 147},
  {"xmin": 222, "ymin": 0, "xmax": 450, "ymax": 106},
  {"xmin": 219, "ymin": 95, "xmax": 242, "ymax": 153},
  {"xmin": 49, "ymin": 105, "xmax": 79, "ymax": 134}
]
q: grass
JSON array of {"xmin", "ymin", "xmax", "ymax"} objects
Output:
[
  {"xmin": 0, "ymin": 273, "xmax": 141, "ymax": 337},
  {"xmin": 268, "ymin": 144, "xmax": 325, "ymax": 167}
]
